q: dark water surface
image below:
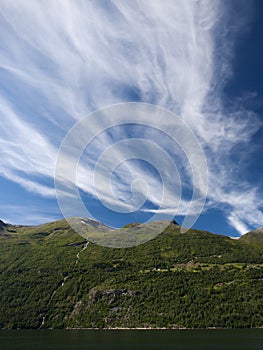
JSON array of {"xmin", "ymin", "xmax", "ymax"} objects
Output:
[{"xmin": 0, "ymin": 329, "xmax": 262, "ymax": 350}]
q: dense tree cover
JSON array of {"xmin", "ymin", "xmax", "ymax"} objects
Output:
[{"xmin": 0, "ymin": 220, "xmax": 262, "ymax": 329}]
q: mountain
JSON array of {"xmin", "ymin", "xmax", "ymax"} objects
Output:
[
  {"xmin": 0, "ymin": 218, "xmax": 262, "ymax": 329},
  {"xmin": 0, "ymin": 219, "xmax": 7, "ymax": 231},
  {"xmin": 65, "ymin": 217, "xmax": 180, "ymax": 248},
  {"xmin": 240, "ymin": 228, "xmax": 263, "ymax": 244}
]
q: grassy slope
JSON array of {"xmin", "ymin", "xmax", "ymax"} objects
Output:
[
  {"xmin": 0, "ymin": 220, "xmax": 263, "ymax": 329},
  {"xmin": 240, "ymin": 228, "xmax": 263, "ymax": 244}
]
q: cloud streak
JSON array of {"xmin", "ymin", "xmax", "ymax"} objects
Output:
[{"xmin": 0, "ymin": 0, "xmax": 262, "ymax": 234}]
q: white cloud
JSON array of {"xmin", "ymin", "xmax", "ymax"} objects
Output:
[
  {"xmin": 0, "ymin": 0, "xmax": 262, "ymax": 233},
  {"xmin": 0, "ymin": 204, "xmax": 60, "ymax": 226}
]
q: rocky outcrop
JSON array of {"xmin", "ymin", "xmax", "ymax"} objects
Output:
[{"xmin": 88, "ymin": 288, "xmax": 141, "ymax": 305}]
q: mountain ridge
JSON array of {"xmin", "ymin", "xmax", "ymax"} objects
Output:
[
  {"xmin": 240, "ymin": 228, "xmax": 263, "ymax": 244},
  {"xmin": 1, "ymin": 217, "xmax": 262, "ymax": 242},
  {"xmin": 0, "ymin": 217, "xmax": 262, "ymax": 329}
]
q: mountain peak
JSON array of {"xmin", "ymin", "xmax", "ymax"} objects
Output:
[
  {"xmin": 0, "ymin": 220, "xmax": 6, "ymax": 228},
  {"xmin": 170, "ymin": 219, "xmax": 179, "ymax": 226},
  {"xmin": 240, "ymin": 228, "xmax": 263, "ymax": 244}
]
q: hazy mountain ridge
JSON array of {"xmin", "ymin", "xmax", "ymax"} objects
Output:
[{"xmin": 0, "ymin": 218, "xmax": 262, "ymax": 329}]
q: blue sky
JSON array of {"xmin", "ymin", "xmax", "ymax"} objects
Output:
[{"xmin": 0, "ymin": 0, "xmax": 262, "ymax": 237}]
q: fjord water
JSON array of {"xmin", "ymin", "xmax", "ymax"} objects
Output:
[{"xmin": 0, "ymin": 330, "xmax": 262, "ymax": 350}]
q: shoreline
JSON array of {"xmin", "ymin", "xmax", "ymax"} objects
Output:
[
  {"xmin": 1, "ymin": 326, "xmax": 263, "ymax": 331},
  {"xmin": 66, "ymin": 327, "xmax": 263, "ymax": 331}
]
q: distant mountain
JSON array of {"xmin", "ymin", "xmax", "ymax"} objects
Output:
[
  {"xmin": 65, "ymin": 217, "xmax": 181, "ymax": 248},
  {"xmin": 240, "ymin": 228, "xmax": 263, "ymax": 244},
  {"xmin": 0, "ymin": 219, "xmax": 6, "ymax": 229},
  {"xmin": 0, "ymin": 218, "xmax": 262, "ymax": 329}
]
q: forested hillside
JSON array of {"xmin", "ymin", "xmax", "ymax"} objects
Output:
[{"xmin": 0, "ymin": 219, "xmax": 262, "ymax": 329}]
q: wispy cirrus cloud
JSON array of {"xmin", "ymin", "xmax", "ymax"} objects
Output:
[
  {"xmin": 0, "ymin": 204, "xmax": 61, "ymax": 226},
  {"xmin": 0, "ymin": 0, "xmax": 262, "ymax": 234}
]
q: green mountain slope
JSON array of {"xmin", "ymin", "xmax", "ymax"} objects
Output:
[
  {"xmin": 0, "ymin": 219, "xmax": 262, "ymax": 329},
  {"xmin": 240, "ymin": 228, "xmax": 263, "ymax": 245}
]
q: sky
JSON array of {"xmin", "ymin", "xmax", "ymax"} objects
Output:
[{"xmin": 0, "ymin": 0, "xmax": 263, "ymax": 237}]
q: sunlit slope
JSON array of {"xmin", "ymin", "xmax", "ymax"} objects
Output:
[
  {"xmin": 240, "ymin": 228, "xmax": 263, "ymax": 245},
  {"xmin": 0, "ymin": 219, "xmax": 262, "ymax": 329}
]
